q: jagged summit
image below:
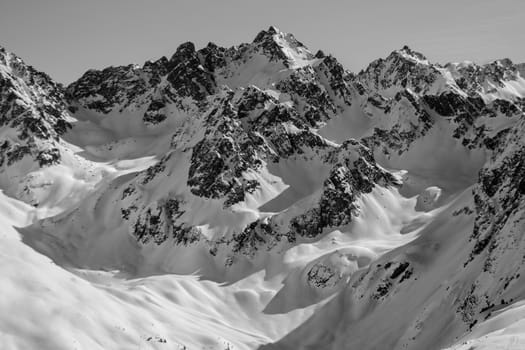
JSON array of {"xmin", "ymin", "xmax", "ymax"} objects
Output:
[
  {"xmin": 252, "ymin": 25, "xmax": 281, "ymax": 43},
  {"xmin": 0, "ymin": 45, "xmax": 29, "ymax": 70},
  {"xmin": 361, "ymin": 45, "xmax": 431, "ymax": 72},
  {"xmin": 491, "ymin": 57, "xmax": 514, "ymax": 67},
  {"xmin": 251, "ymin": 25, "xmax": 314, "ymax": 67},
  {"xmin": 391, "ymin": 45, "xmax": 429, "ymax": 65},
  {"xmin": 170, "ymin": 41, "xmax": 196, "ymax": 60},
  {"xmin": 66, "ymin": 27, "xmax": 334, "ymax": 116},
  {"xmin": 356, "ymin": 45, "xmax": 452, "ymax": 97}
]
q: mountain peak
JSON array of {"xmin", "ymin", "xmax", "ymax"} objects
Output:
[
  {"xmin": 0, "ymin": 45, "xmax": 16, "ymax": 64},
  {"xmin": 168, "ymin": 41, "xmax": 199, "ymax": 71},
  {"xmin": 170, "ymin": 41, "xmax": 196, "ymax": 60},
  {"xmin": 492, "ymin": 57, "xmax": 514, "ymax": 67},
  {"xmin": 391, "ymin": 45, "xmax": 428, "ymax": 64},
  {"xmin": 252, "ymin": 26, "xmax": 313, "ymax": 67},
  {"xmin": 253, "ymin": 26, "xmax": 282, "ymax": 43},
  {"xmin": 267, "ymin": 25, "xmax": 280, "ymax": 34}
]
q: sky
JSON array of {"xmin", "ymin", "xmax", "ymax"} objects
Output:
[{"xmin": 1, "ymin": 0, "xmax": 524, "ymax": 84}]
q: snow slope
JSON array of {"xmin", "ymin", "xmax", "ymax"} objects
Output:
[{"xmin": 1, "ymin": 190, "xmax": 322, "ymax": 350}]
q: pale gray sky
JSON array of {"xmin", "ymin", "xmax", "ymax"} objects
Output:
[{"xmin": 1, "ymin": 0, "xmax": 524, "ymax": 84}]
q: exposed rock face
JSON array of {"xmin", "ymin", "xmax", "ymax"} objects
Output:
[
  {"xmin": 449, "ymin": 58, "xmax": 523, "ymax": 95},
  {"xmin": 230, "ymin": 139, "xmax": 398, "ymax": 258},
  {"xmin": 362, "ymin": 89, "xmax": 434, "ymax": 156},
  {"xmin": 470, "ymin": 117, "xmax": 525, "ymax": 267},
  {"xmin": 287, "ymin": 140, "xmax": 397, "ymax": 239},
  {"xmin": 166, "ymin": 42, "xmax": 217, "ymax": 102},
  {"xmin": 0, "ymin": 47, "xmax": 72, "ymax": 175},
  {"xmin": 252, "ymin": 26, "xmax": 314, "ymax": 67},
  {"xmin": 357, "ymin": 46, "xmax": 454, "ymax": 97},
  {"xmin": 67, "ymin": 64, "xmax": 151, "ymax": 113}
]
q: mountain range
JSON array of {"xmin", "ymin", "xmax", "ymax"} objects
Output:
[{"xmin": 1, "ymin": 26, "xmax": 525, "ymax": 350}]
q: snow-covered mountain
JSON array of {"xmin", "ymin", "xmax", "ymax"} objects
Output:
[{"xmin": 1, "ymin": 27, "xmax": 525, "ymax": 350}]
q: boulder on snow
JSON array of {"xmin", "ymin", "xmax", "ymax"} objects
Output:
[{"xmin": 415, "ymin": 186, "xmax": 442, "ymax": 211}]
